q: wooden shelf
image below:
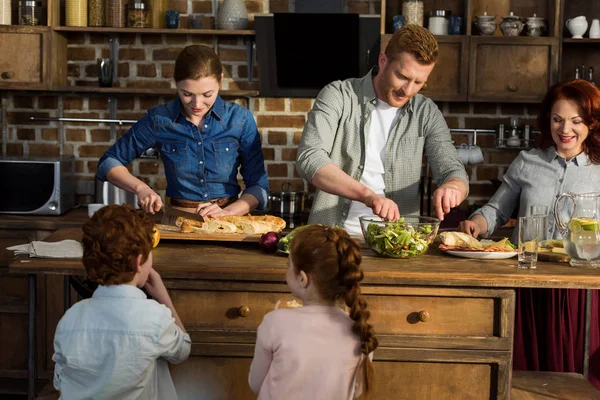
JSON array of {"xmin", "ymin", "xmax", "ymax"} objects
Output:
[
  {"xmin": 562, "ymin": 38, "xmax": 600, "ymax": 44},
  {"xmin": 10, "ymin": 86, "xmax": 259, "ymax": 97},
  {"xmin": 53, "ymin": 27, "xmax": 255, "ymax": 35}
]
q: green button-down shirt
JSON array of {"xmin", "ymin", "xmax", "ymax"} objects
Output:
[{"xmin": 296, "ymin": 70, "xmax": 469, "ymax": 227}]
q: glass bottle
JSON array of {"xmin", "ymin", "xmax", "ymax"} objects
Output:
[
  {"xmin": 402, "ymin": 0, "xmax": 424, "ymax": 27},
  {"xmin": 150, "ymin": 0, "xmax": 166, "ymax": 28},
  {"xmin": 89, "ymin": 0, "xmax": 105, "ymax": 27},
  {"xmin": 588, "ymin": 66, "xmax": 595, "ymax": 86},
  {"xmin": 575, "ymin": 67, "xmax": 580, "ymax": 79},
  {"xmin": 18, "ymin": 0, "xmax": 42, "ymax": 25},
  {"xmin": 106, "ymin": 0, "xmax": 127, "ymax": 27},
  {"xmin": 127, "ymin": 0, "xmax": 149, "ymax": 28}
]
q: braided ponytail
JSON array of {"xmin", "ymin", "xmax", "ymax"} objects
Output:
[
  {"xmin": 329, "ymin": 229, "xmax": 378, "ymax": 393},
  {"xmin": 290, "ymin": 226, "xmax": 378, "ymax": 393}
]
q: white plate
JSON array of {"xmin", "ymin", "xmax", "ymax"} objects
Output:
[{"xmin": 442, "ymin": 250, "xmax": 518, "ymax": 259}]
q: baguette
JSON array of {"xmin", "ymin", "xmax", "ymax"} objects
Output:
[{"xmin": 176, "ymin": 216, "xmax": 203, "ymax": 228}]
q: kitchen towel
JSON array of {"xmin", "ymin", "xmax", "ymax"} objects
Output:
[{"xmin": 7, "ymin": 240, "xmax": 83, "ymax": 258}]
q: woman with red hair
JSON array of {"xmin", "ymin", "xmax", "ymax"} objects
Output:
[{"xmin": 458, "ymin": 79, "xmax": 600, "ymax": 388}]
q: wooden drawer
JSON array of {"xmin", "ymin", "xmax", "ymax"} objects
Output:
[
  {"xmin": 366, "ymin": 292, "xmax": 494, "ymax": 336},
  {"xmin": 363, "ymin": 287, "xmax": 514, "ymax": 351},
  {"xmin": 171, "ymin": 289, "xmax": 294, "ymax": 330}
]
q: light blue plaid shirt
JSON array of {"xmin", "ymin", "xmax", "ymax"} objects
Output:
[{"xmin": 472, "ymin": 147, "xmax": 600, "ymax": 243}]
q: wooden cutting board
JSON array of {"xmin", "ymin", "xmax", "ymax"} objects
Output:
[
  {"xmin": 157, "ymin": 224, "xmax": 263, "ymax": 242},
  {"xmin": 538, "ymin": 249, "xmax": 570, "ymax": 263}
]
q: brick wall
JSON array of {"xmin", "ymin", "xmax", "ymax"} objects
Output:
[{"xmin": 0, "ymin": 0, "xmax": 536, "ymax": 209}]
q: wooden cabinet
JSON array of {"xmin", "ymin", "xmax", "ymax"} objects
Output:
[
  {"xmin": 469, "ymin": 37, "xmax": 558, "ymax": 102},
  {"xmin": 379, "ymin": 0, "xmax": 562, "ymax": 102},
  {"xmin": 167, "ymin": 281, "xmax": 514, "ymax": 400},
  {"xmin": 559, "ymin": 0, "xmax": 600, "ymax": 83},
  {"xmin": 382, "ymin": 34, "xmax": 469, "ymax": 101},
  {"xmin": 0, "ymin": 26, "xmax": 67, "ymax": 90},
  {"xmin": 0, "ymin": 229, "xmax": 60, "ymax": 394}
]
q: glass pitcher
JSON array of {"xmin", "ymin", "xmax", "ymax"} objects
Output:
[{"xmin": 554, "ymin": 192, "xmax": 600, "ymax": 268}]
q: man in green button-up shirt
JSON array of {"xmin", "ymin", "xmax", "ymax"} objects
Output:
[{"xmin": 296, "ymin": 25, "xmax": 469, "ymax": 231}]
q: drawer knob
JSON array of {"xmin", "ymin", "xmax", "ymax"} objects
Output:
[
  {"xmin": 507, "ymin": 84, "xmax": 518, "ymax": 92},
  {"xmin": 238, "ymin": 305, "xmax": 251, "ymax": 317},
  {"xmin": 1, "ymin": 71, "xmax": 15, "ymax": 80},
  {"xmin": 418, "ymin": 310, "xmax": 430, "ymax": 322}
]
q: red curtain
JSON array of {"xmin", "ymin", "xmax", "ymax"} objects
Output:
[{"xmin": 513, "ymin": 288, "xmax": 600, "ymax": 390}]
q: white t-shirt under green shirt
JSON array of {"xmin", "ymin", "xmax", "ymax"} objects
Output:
[{"xmin": 343, "ymin": 99, "xmax": 400, "ymax": 234}]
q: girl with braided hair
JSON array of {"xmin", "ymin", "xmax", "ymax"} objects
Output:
[{"xmin": 249, "ymin": 225, "xmax": 378, "ymax": 399}]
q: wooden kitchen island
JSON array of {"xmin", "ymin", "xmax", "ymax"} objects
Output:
[{"xmin": 8, "ymin": 228, "xmax": 600, "ymax": 400}]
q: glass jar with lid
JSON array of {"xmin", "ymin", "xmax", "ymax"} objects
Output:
[
  {"xmin": 428, "ymin": 10, "xmax": 449, "ymax": 35},
  {"xmin": 89, "ymin": 0, "xmax": 105, "ymax": 27},
  {"xmin": 18, "ymin": 0, "xmax": 43, "ymax": 25},
  {"xmin": 106, "ymin": 0, "xmax": 127, "ymax": 27},
  {"xmin": 128, "ymin": 0, "xmax": 149, "ymax": 28},
  {"xmin": 402, "ymin": 0, "xmax": 424, "ymax": 27}
]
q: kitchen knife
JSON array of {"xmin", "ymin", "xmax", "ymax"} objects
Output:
[{"xmin": 160, "ymin": 203, "xmax": 205, "ymax": 226}]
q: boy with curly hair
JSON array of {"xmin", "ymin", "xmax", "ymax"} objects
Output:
[{"xmin": 52, "ymin": 204, "xmax": 190, "ymax": 399}]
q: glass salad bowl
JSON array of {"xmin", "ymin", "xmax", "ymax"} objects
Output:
[{"xmin": 359, "ymin": 215, "xmax": 440, "ymax": 258}]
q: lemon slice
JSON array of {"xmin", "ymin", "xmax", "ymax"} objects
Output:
[
  {"xmin": 152, "ymin": 227, "xmax": 160, "ymax": 248},
  {"xmin": 568, "ymin": 219, "xmax": 583, "ymax": 234},
  {"xmin": 524, "ymin": 240, "xmax": 537, "ymax": 252}
]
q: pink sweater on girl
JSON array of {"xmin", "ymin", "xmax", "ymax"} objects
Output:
[{"xmin": 249, "ymin": 305, "xmax": 366, "ymax": 400}]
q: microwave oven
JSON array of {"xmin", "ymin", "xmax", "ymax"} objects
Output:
[{"xmin": 0, "ymin": 157, "xmax": 76, "ymax": 215}]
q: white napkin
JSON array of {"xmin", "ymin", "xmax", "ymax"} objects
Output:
[{"xmin": 7, "ymin": 240, "xmax": 83, "ymax": 258}]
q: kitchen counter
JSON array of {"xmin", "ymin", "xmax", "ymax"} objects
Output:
[
  {"xmin": 10, "ymin": 228, "xmax": 600, "ymax": 289},
  {"xmin": 0, "ymin": 207, "xmax": 89, "ymax": 231},
  {"xmin": 8, "ymin": 228, "xmax": 600, "ymax": 400}
]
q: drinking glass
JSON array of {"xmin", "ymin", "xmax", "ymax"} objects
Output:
[
  {"xmin": 530, "ymin": 204, "xmax": 549, "ymax": 241},
  {"xmin": 96, "ymin": 58, "xmax": 113, "ymax": 88},
  {"xmin": 518, "ymin": 215, "xmax": 545, "ymax": 269}
]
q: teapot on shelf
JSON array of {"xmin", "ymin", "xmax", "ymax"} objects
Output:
[
  {"xmin": 554, "ymin": 192, "xmax": 600, "ymax": 268},
  {"xmin": 566, "ymin": 15, "xmax": 588, "ymax": 39}
]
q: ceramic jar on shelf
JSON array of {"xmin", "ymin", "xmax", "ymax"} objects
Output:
[
  {"xmin": 217, "ymin": 0, "xmax": 248, "ymax": 30},
  {"xmin": 500, "ymin": 12, "xmax": 524, "ymax": 36},
  {"xmin": 475, "ymin": 11, "xmax": 496, "ymax": 36},
  {"xmin": 525, "ymin": 13, "xmax": 546, "ymax": 37}
]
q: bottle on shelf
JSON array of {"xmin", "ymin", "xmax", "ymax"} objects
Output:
[
  {"xmin": 575, "ymin": 67, "xmax": 580, "ymax": 79},
  {"xmin": 588, "ymin": 66, "xmax": 595, "ymax": 86}
]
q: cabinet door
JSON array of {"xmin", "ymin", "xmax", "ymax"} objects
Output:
[
  {"xmin": 469, "ymin": 37, "xmax": 558, "ymax": 102},
  {"xmin": 380, "ymin": 35, "xmax": 468, "ymax": 101},
  {"xmin": 0, "ymin": 229, "xmax": 62, "ymax": 386},
  {"xmin": 0, "ymin": 32, "xmax": 42, "ymax": 85},
  {"xmin": 171, "ymin": 357, "xmax": 256, "ymax": 400},
  {"xmin": 0, "ymin": 26, "xmax": 67, "ymax": 89},
  {"xmin": 363, "ymin": 350, "xmax": 512, "ymax": 400}
]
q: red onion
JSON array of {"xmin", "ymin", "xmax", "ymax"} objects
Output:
[{"xmin": 259, "ymin": 231, "xmax": 280, "ymax": 253}]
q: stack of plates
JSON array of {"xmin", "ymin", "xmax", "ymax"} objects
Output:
[
  {"xmin": 65, "ymin": 0, "xmax": 87, "ymax": 26},
  {"xmin": 0, "ymin": 0, "xmax": 11, "ymax": 25}
]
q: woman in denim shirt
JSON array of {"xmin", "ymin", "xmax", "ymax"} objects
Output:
[{"xmin": 97, "ymin": 45, "xmax": 269, "ymax": 217}]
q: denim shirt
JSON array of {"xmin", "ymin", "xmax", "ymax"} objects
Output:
[
  {"xmin": 97, "ymin": 96, "xmax": 269, "ymax": 210},
  {"xmin": 53, "ymin": 285, "xmax": 191, "ymax": 399}
]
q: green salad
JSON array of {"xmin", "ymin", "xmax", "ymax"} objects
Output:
[
  {"xmin": 277, "ymin": 224, "xmax": 322, "ymax": 253},
  {"xmin": 364, "ymin": 218, "xmax": 434, "ymax": 258}
]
